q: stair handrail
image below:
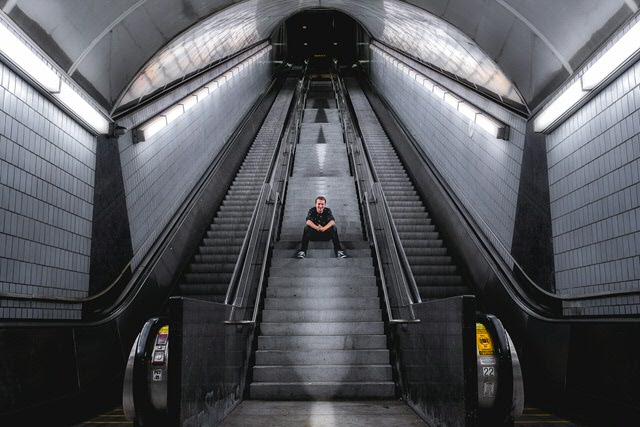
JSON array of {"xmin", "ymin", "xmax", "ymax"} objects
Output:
[
  {"xmin": 334, "ymin": 74, "xmax": 422, "ymax": 306},
  {"xmin": 364, "ymin": 190, "xmax": 419, "ymax": 324}
]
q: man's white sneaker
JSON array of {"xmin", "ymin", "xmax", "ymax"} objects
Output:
[
  {"xmin": 336, "ymin": 250, "xmax": 347, "ymax": 259},
  {"xmin": 296, "ymin": 251, "xmax": 306, "ymax": 259}
]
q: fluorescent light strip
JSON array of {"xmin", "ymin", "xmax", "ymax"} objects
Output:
[
  {"xmin": 0, "ymin": 18, "xmax": 110, "ymax": 134},
  {"xmin": 135, "ymin": 46, "xmax": 271, "ymax": 143},
  {"xmin": 535, "ymin": 19, "xmax": 640, "ymax": 133},
  {"xmin": 55, "ymin": 81, "xmax": 110, "ymax": 134},
  {"xmin": 582, "ymin": 19, "xmax": 640, "ymax": 90},
  {"xmin": 371, "ymin": 43, "xmax": 509, "ymax": 140}
]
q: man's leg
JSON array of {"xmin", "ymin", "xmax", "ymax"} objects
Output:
[
  {"xmin": 327, "ymin": 226, "xmax": 343, "ymax": 254},
  {"xmin": 300, "ymin": 225, "xmax": 313, "ymax": 252}
]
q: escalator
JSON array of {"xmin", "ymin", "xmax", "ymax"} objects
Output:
[
  {"xmin": 177, "ymin": 82, "xmax": 295, "ymax": 301},
  {"xmin": 345, "ymin": 77, "xmax": 471, "ymax": 300},
  {"xmin": 123, "ymin": 63, "xmax": 525, "ymax": 427}
]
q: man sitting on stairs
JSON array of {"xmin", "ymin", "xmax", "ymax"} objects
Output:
[{"xmin": 296, "ymin": 195, "xmax": 348, "ymax": 259}]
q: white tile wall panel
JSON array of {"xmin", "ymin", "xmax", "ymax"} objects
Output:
[
  {"xmin": 120, "ymin": 57, "xmax": 272, "ymax": 268},
  {"xmin": 0, "ymin": 62, "xmax": 95, "ymax": 320},
  {"xmin": 547, "ymin": 55, "xmax": 640, "ymax": 316},
  {"xmin": 369, "ymin": 49, "xmax": 526, "ymax": 266}
]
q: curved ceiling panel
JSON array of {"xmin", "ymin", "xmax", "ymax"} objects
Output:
[
  {"xmin": 118, "ymin": 0, "xmax": 524, "ymax": 111},
  {"xmin": 2, "ymin": 0, "xmax": 636, "ymax": 114},
  {"xmin": 325, "ymin": 0, "xmax": 523, "ymax": 104}
]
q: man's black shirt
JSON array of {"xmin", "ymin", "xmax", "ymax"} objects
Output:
[{"xmin": 306, "ymin": 207, "xmax": 335, "ymax": 227}]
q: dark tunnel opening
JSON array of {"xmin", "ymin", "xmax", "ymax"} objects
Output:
[{"xmin": 284, "ymin": 9, "xmax": 361, "ymax": 66}]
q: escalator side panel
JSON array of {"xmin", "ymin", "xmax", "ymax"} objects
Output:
[{"xmin": 395, "ymin": 296, "xmax": 477, "ymax": 427}]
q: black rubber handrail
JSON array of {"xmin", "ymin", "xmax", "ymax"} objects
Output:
[
  {"xmin": 364, "ymin": 191, "xmax": 420, "ymax": 324},
  {"xmin": 225, "ymin": 76, "xmax": 307, "ymax": 323},
  {"xmin": 333, "ymin": 71, "xmax": 420, "ymax": 321},
  {"xmin": 225, "ymin": 81, "xmax": 299, "ymax": 307},
  {"xmin": 335, "ymin": 73, "xmax": 422, "ymax": 306}
]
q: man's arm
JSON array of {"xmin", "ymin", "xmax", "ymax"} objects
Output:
[
  {"xmin": 306, "ymin": 219, "xmax": 335, "ymax": 232},
  {"xmin": 317, "ymin": 220, "xmax": 335, "ymax": 232}
]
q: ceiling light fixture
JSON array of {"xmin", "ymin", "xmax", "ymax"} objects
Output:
[
  {"xmin": 535, "ymin": 19, "xmax": 640, "ymax": 133},
  {"xmin": 371, "ymin": 43, "xmax": 510, "ymax": 140},
  {"xmin": 133, "ymin": 46, "xmax": 271, "ymax": 143}
]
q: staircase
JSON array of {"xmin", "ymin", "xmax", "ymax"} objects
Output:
[
  {"xmin": 250, "ymin": 78, "xmax": 395, "ymax": 399},
  {"xmin": 177, "ymin": 83, "xmax": 295, "ymax": 301},
  {"xmin": 345, "ymin": 78, "xmax": 471, "ymax": 300}
]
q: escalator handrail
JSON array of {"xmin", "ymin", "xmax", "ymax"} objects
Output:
[
  {"xmin": 377, "ymin": 183, "xmax": 423, "ymax": 304},
  {"xmin": 225, "ymin": 77, "xmax": 305, "ymax": 321},
  {"xmin": 363, "ymin": 191, "xmax": 420, "ymax": 324},
  {"xmin": 225, "ymin": 191, "xmax": 281, "ymax": 325},
  {"xmin": 335, "ymin": 74, "xmax": 422, "ymax": 306},
  {"xmin": 224, "ymin": 182, "xmax": 269, "ymax": 305},
  {"xmin": 224, "ymin": 82, "xmax": 299, "ymax": 306},
  {"xmin": 229, "ymin": 79, "xmax": 305, "ymax": 312}
]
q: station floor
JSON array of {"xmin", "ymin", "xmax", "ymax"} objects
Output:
[{"xmin": 72, "ymin": 401, "xmax": 588, "ymax": 426}]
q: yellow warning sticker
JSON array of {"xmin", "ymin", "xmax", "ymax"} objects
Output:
[
  {"xmin": 159, "ymin": 325, "xmax": 169, "ymax": 334},
  {"xmin": 476, "ymin": 323, "xmax": 494, "ymax": 356}
]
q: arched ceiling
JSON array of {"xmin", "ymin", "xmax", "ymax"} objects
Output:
[{"xmin": 1, "ymin": 0, "xmax": 637, "ymax": 115}]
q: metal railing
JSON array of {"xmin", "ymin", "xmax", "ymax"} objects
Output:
[
  {"xmin": 333, "ymin": 71, "xmax": 420, "ymax": 323},
  {"xmin": 363, "ymin": 191, "xmax": 420, "ymax": 324},
  {"xmin": 224, "ymin": 76, "xmax": 307, "ymax": 324}
]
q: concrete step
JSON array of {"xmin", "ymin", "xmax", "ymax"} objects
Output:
[
  {"xmin": 266, "ymin": 285, "xmax": 378, "ymax": 298},
  {"xmin": 260, "ymin": 321, "xmax": 384, "ymax": 336},
  {"xmin": 270, "ymin": 258, "xmax": 372, "ymax": 268},
  {"xmin": 250, "ymin": 381, "xmax": 395, "ymax": 399},
  {"xmin": 278, "ymin": 232, "xmax": 364, "ymax": 242},
  {"xmin": 272, "ymin": 248, "xmax": 370, "ymax": 258},
  {"xmin": 257, "ymin": 334, "xmax": 386, "ymax": 350},
  {"xmin": 252, "ymin": 365, "xmax": 392, "ymax": 382},
  {"xmin": 267, "ymin": 275, "xmax": 376, "ymax": 287},
  {"xmin": 273, "ymin": 240, "xmax": 370, "ymax": 250},
  {"xmin": 255, "ymin": 349, "xmax": 389, "ymax": 365},
  {"xmin": 268, "ymin": 266, "xmax": 375, "ymax": 277},
  {"xmin": 261, "ymin": 309, "xmax": 382, "ymax": 322},
  {"xmin": 264, "ymin": 297, "xmax": 379, "ymax": 310}
]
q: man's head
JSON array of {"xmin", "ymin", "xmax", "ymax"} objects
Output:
[{"xmin": 315, "ymin": 196, "xmax": 326, "ymax": 213}]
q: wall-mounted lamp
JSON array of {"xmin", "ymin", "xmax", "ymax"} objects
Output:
[
  {"xmin": 534, "ymin": 18, "xmax": 640, "ymax": 133},
  {"xmin": 133, "ymin": 46, "xmax": 271, "ymax": 143},
  {"xmin": 109, "ymin": 123, "xmax": 127, "ymax": 138},
  {"xmin": 372, "ymin": 43, "xmax": 510, "ymax": 140},
  {"xmin": 0, "ymin": 17, "xmax": 110, "ymax": 135}
]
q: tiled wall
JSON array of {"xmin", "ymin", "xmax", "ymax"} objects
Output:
[
  {"xmin": 545, "ymin": 19, "xmax": 640, "ymax": 315},
  {"xmin": 120, "ymin": 55, "xmax": 272, "ymax": 268},
  {"xmin": 0, "ymin": 62, "xmax": 96, "ymax": 320},
  {"xmin": 369, "ymin": 49, "xmax": 527, "ymax": 265}
]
